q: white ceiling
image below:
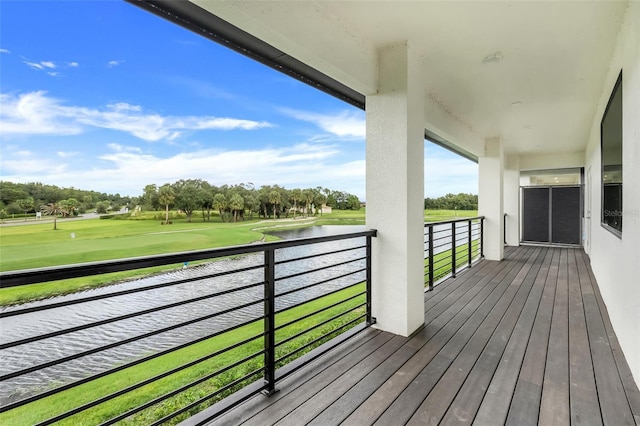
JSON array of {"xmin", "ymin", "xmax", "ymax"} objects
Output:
[{"xmin": 191, "ymin": 0, "xmax": 628, "ymax": 157}]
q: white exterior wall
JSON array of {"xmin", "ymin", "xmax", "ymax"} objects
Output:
[
  {"xmin": 518, "ymin": 151, "xmax": 585, "ymax": 171},
  {"xmin": 504, "ymin": 155, "xmax": 520, "ymax": 246},
  {"xmin": 585, "ymin": 1, "xmax": 640, "ymax": 387},
  {"xmin": 478, "ymin": 138, "xmax": 505, "ymax": 260},
  {"xmin": 366, "ymin": 42, "xmax": 425, "ymax": 337}
]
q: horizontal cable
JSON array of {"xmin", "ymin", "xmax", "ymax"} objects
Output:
[
  {"xmin": 0, "ymin": 263, "xmax": 263, "ymax": 318},
  {"xmin": 275, "ymin": 244, "xmax": 365, "ymax": 265},
  {"xmin": 275, "ymin": 290, "xmax": 365, "ymax": 331},
  {"xmin": 146, "ymin": 367, "xmax": 265, "ymax": 426},
  {"xmin": 1, "ymin": 281, "xmax": 264, "ymax": 350},
  {"xmin": 276, "ymin": 268, "xmax": 364, "ymax": 298},
  {"xmin": 276, "ymin": 314, "xmax": 365, "ymax": 365},
  {"xmin": 0, "ymin": 312, "xmax": 265, "ymax": 413},
  {"xmin": 0, "ymin": 229, "xmax": 377, "ymax": 288},
  {"xmin": 98, "ymin": 353, "xmax": 265, "ymax": 426},
  {"xmin": 275, "ymin": 303, "xmax": 365, "ymax": 348},
  {"xmin": 423, "ymin": 217, "xmax": 484, "ymax": 228},
  {"xmin": 276, "ymin": 256, "xmax": 365, "ymax": 282},
  {"xmin": 275, "ymin": 281, "xmax": 363, "ymax": 315},
  {"xmin": 35, "ymin": 337, "xmax": 265, "ymax": 426},
  {"xmin": 0, "ymin": 298, "xmax": 264, "ymax": 383}
]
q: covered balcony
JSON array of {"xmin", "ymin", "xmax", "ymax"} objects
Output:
[
  {"xmin": 1, "ymin": 0, "xmax": 639, "ymax": 424},
  {"xmin": 198, "ymin": 246, "xmax": 639, "ymax": 425}
]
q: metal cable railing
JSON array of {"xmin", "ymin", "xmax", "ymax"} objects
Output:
[
  {"xmin": 0, "ymin": 230, "xmax": 377, "ymax": 425},
  {"xmin": 424, "ymin": 217, "xmax": 484, "ymax": 291}
]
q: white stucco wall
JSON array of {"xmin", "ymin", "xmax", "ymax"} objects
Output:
[
  {"xmin": 478, "ymin": 138, "xmax": 505, "ymax": 260},
  {"xmin": 504, "ymin": 155, "xmax": 520, "ymax": 246},
  {"xmin": 366, "ymin": 42, "xmax": 425, "ymax": 337},
  {"xmin": 585, "ymin": 1, "xmax": 640, "ymax": 387}
]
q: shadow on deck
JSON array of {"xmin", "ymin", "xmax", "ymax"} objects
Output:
[{"xmin": 187, "ymin": 246, "xmax": 640, "ymax": 425}]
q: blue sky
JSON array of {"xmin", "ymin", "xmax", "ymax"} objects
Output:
[{"xmin": 0, "ymin": 1, "xmax": 477, "ymax": 199}]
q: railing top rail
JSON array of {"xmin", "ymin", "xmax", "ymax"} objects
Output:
[
  {"xmin": 424, "ymin": 216, "xmax": 485, "ymax": 227},
  {"xmin": 0, "ymin": 229, "xmax": 378, "ymax": 288}
]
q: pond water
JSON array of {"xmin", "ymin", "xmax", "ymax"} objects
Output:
[{"xmin": 0, "ymin": 226, "xmax": 367, "ymax": 405}]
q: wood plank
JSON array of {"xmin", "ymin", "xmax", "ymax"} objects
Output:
[
  {"xmin": 539, "ymin": 248, "xmax": 570, "ymax": 425},
  {"xmin": 327, "ymin": 250, "xmax": 531, "ymax": 426},
  {"xmin": 506, "ymin": 248, "xmax": 560, "ymax": 426},
  {"xmin": 305, "ymin": 334, "xmax": 426, "ymax": 426},
  {"xmin": 206, "ymin": 328, "xmax": 383, "ymax": 425},
  {"xmin": 579, "ymin": 255, "xmax": 636, "ymax": 425},
  {"xmin": 344, "ymin": 247, "xmax": 535, "ymax": 425},
  {"xmin": 579, "ymin": 251, "xmax": 640, "ymax": 424},
  {"xmin": 423, "ymin": 257, "xmax": 500, "ymax": 318},
  {"xmin": 212, "ymin": 330, "xmax": 394, "ymax": 426},
  {"xmin": 473, "ymin": 248, "xmax": 554, "ymax": 425},
  {"xmin": 271, "ymin": 335, "xmax": 409, "ymax": 426},
  {"xmin": 376, "ymin": 248, "xmax": 541, "ymax": 425},
  {"xmin": 566, "ymin": 249, "xmax": 602, "ymax": 425},
  {"xmin": 417, "ymin": 248, "xmax": 547, "ymax": 425}
]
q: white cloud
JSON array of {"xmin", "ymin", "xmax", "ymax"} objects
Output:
[
  {"xmin": 24, "ymin": 61, "xmax": 44, "ymax": 70},
  {"xmin": 107, "ymin": 143, "xmax": 143, "ymax": 154},
  {"xmin": 21, "ymin": 59, "xmax": 69, "ymax": 76},
  {"xmin": 424, "ymin": 144, "xmax": 478, "ymax": 197},
  {"xmin": 0, "ymin": 142, "xmax": 365, "ymax": 198},
  {"xmin": 0, "ymin": 49, "xmax": 10, "ymax": 54},
  {"xmin": 108, "ymin": 60, "xmax": 122, "ymax": 68},
  {"xmin": 57, "ymin": 151, "xmax": 78, "ymax": 158},
  {"xmin": 68, "ymin": 62, "xmax": 79, "ymax": 67},
  {"xmin": 107, "ymin": 102, "xmax": 142, "ymax": 112},
  {"xmin": 0, "ymin": 91, "xmax": 273, "ymax": 141},
  {"xmin": 0, "ymin": 91, "xmax": 83, "ymax": 135},
  {"xmin": 282, "ymin": 108, "xmax": 365, "ymax": 139}
]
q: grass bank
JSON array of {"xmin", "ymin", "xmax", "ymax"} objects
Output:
[{"xmin": 0, "ymin": 284, "xmax": 365, "ymax": 425}]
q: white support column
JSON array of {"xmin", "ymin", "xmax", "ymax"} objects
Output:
[
  {"xmin": 478, "ymin": 138, "xmax": 505, "ymax": 260},
  {"xmin": 503, "ymin": 154, "xmax": 520, "ymax": 246},
  {"xmin": 366, "ymin": 42, "xmax": 425, "ymax": 337}
]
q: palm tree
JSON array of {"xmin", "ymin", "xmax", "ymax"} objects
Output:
[
  {"xmin": 213, "ymin": 193, "xmax": 228, "ymax": 222},
  {"xmin": 229, "ymin": 192, "xmax": 244, "ymax": 222},
  {"xmin": 303, "ymin": 189, "xmax": 314, "ymax": 217},
  {"xmin": 41, "ymin": 202, "xmax": 68, "ymax": 230},
  {"xmin": 158, "ymin": 184, "xmax": 175, "ymax": 224},
  {"xmin": 268, "ymin": 190, "xmax": 281, "ymax": 220}
]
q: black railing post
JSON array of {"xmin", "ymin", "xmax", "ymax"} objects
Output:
[
  {"xmin": 428, "ymin": 225, "xmax": 434, "ymax": 291},
  {"xmin": 503, "ymin": 213, "xmax": 507, "ymax": 245},
  {"xmin": 366, "ymin": 235, "xmax": 373, "ymax": 325},
  {"xmin": 263, "ymin": 248, "xmax": 277, "ymax": 396},
  {"xmin": 451, "ymin": 222, "xmax": 457, "ymax": 278},
  {"xmin": 468, "ymin": 219, "xmax": 472, "ymax": 267},
  {"xmin": 480, "ymin": 217, "xmax": 485, "ymax": 258}
]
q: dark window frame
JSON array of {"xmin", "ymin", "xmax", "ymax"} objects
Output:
[{"xmin": 600, "ymin": 71, "xmax": 623, "ymax": 237}]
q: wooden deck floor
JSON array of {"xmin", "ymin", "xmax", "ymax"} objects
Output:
[{"xmin": 196, "ymin": 246, "xmax": 640, "ymax": 425}]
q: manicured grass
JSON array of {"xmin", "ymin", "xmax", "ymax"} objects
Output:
[
  {"xmin": 0, "ymin": 284, "xmax": 365, "ymax": 426},
  {"xmin": 0, "ymin": 217, "xmax": 269, "ymax": 305},
  {"xmin": 424, "ymin": 239, "xmax": 481, "ymax": 286},
  {"xmin": 0, "ymin": 218, "xmax": 267, "ymax": 272},
  {"xmin": 0, "ymin": 208, "xmax": 478, "ymax": 305},
  {"xmin": 424, "ymin": 209, "xmax": 478, "ymax": 222}
]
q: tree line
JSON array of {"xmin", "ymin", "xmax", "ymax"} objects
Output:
[
  {"xmin": 424, "ymin": 193, "xmax": 478, "ymax": 211},
  {"xmin": 0, "ymin": 181, "xmax": 132, "ymax": 219},
  {"xmin": 141, "ymin": 180, "xmax": 362, "ymax": 224},
  {"xmin": 0, "ymin": 180, "xmax": 362, "ymax": 223}
]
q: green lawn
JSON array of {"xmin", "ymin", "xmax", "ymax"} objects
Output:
[
  {"xmin": 0, "ymin": 284, "xmax": 365, "ymax": 426},
  {"xmin": 0, "ymin": 208, "xmax": 478, "ymax": 305}
]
